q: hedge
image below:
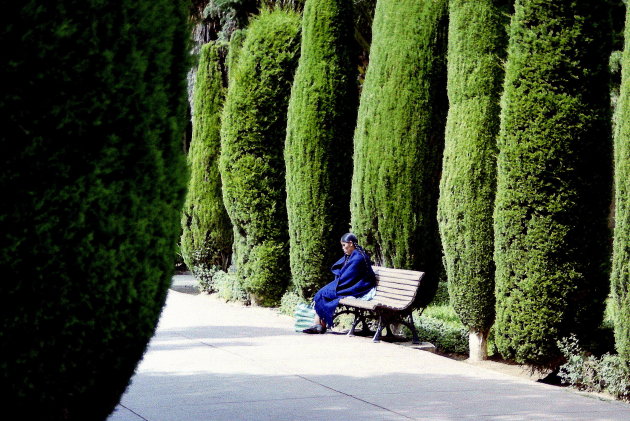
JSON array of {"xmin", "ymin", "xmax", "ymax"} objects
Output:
[
  {"xmin": 0, "ymin": 1, "xmax": 189, "ymax": 419},
  {"xmin": 181, "ymin": 42, "xmax": 233, "ymax": 281},
  {"xmin": 612, "ymin": 6, "xmax": 630, "ymax": 362},
  {"xmin": 350, "ymin": 0, "xmax": 449, "ymax": 306},
  {"xmin": 226, "ymin": 29, "xmax": 247, "ymax": 83},
  {"xmin": 219, "ymin": 9, "xmax": 301, "ymax": 306},
  {"xmin": 285, "ymin": 0, "xmax": 358, "ymax": 299},
  {"xmin": 438, "ymin": 0, "xmax": 508, "ymax": 355},
  {"xmin": 494, "ymin": 0, "xmax": 613, "ymax": 367}
]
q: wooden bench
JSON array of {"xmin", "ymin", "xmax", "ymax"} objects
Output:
[{"xmin": 334, "ymin": 266, "xmax": 424, "ymax": 344}]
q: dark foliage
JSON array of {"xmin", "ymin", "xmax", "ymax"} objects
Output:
[
  {"xmin": 0, "ymin": 1, "xmax": 189, "ymax": 420},
  {"xmin": 494, "ymin": 0, "xmax": 613, "ymax": 368}
]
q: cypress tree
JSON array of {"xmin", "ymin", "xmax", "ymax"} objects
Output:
[
  {"xmin": 227, "ymin": 29, "xmax": 247, "ymax": 83},
  {"xmin": 438, "ymin": 0, "xmax": 508, "ymax": 361},
  {"xmin": 350, "ymin": 0, "xmax": 448, "ymax": 306},
  {"xmin": 612, "ymin": 7, "xmax": 630, "ymax": 362},
  {"xmin": 285, "ymin": 0, "xmax": 358, "ymax": 299},
  {"xmin": 181, "ymin": 42, "xmax": 233, "ymax": 277},
  {"xmin": 0, "ymin": 1, "xmax": 189, "ymax": 420},
  {"xmin": 494, "ymin": 0, "xmax": 613, "ymax": 367},
  {"xmin": 220, "ymin": 9, "xmax": 301, "ymax": 306}
]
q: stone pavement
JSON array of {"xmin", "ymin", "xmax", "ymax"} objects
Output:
[{"xmin": 108, "ymin": 283, "xmax": 630, "ymax": 421}]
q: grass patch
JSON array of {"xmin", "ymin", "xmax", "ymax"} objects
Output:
[{"xmin": 409, "ymin": 282, "xmax": 467, "ymax": 355}]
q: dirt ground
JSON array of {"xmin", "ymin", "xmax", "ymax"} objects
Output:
[{"xmin": 463, "ymin": 357, "xmax": 548, "ymax": 382}]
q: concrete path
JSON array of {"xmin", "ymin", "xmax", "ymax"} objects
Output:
[{"xmin": 108, "ymin": 286, "xmax": 630, "ymax": 421}]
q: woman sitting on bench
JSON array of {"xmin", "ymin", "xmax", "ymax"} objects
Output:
[{"xmin": 302, "ymin": 233, "xmax": 376, "ymax": 334}]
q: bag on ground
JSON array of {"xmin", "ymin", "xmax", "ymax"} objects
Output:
[{"xmin": 294, "ymin": 302, "xmax": 316, "ymax": 332}]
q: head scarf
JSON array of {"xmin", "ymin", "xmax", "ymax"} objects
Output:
[{"xmin": 340, "ymin": 232, "xmax": 372, "ymax": 266}]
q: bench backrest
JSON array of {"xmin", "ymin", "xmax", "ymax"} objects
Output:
[{"xmin": 372, "ymin": 266, "xmax": 424, "ymax": 311}]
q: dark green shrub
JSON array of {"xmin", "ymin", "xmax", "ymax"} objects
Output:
[
  {"xmin": 494, "ymin": 0, "xmax": 613, "ymax": 368},
  {"xmin": 0, "ymin": 1, "xmax": 189, "ymax": 420},
  {"xmin": 285, "ymin": 0, "xmax": 358, "ymax": 299},
  {"xmin": 612, "ymin": 7, "xmax": 630, "ymax": 363},
  {"xmin": 350, "ymin": 0, "xmax": 449, "ymax": 306},
  {"xmin": 181, "ymin": 42, "xmax": 233, "ymax": 286},
  {"xmin": 438, "ymin": 0, "xmax": 509, "ymax": 359},
  {"xmin": 219, "ymin": 8, "xmax": 301, "ymax": 306}
]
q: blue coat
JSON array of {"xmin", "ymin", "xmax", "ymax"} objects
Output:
[{"xmin": 313, "ymin": 249, "xmax": 376, "ymax": 327}]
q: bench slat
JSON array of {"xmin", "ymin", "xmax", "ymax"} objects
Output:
[
  {"xmin": 374, "ymin": 266, "xmax": 423, "ymax": 275},
  {"xmin": 377, "ymin": 273, "xmax": 422, "ymax": 282},
  {"xmin": 377, "ymin": 303, "xmax": 411, "ymax": 311},
  {"xmin": 373, "ymin": 268, "xmax": 423, "ymax": 280},
  {"xmin": 377, "ymin": 277, "xmax": 420, "ymax": 288},
  {"xmin": 377, "ymin": 285, "xmax": 417, "ymax": 297},
  {"xmin": 377, "ymin": 281, "xmax": 419, "ymax": 292},
  {"xmin": 375, "ymin": 291, "xmax": 414, "ymax": 302},
  {"xmin": 375, "ymin": 273, "xmax": 423, "ymax": 283},
  {"xmin": 339, "ymin": 297, "xmax": 378, "ymax": 310}
]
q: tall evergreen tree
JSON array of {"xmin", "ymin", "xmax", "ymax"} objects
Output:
[
  {"xmin": 350, "ymin": 0, "xmax": 448, "ymax": 306},
  {"xmin": 438, "ymin": 0, "xmax": 508, "ymax": 361},
  {"xmin": 0, "ymin": 1, "xmax": 189, "ymax": 419},
  {"xmin": 494, "ymin": 0, "xmax": 613, "ymax": 367},
  {"xmin": 220, "ymin": 8, "xmax": 301, "ymax": 306},
  {"xmin": 181, "ymin": 42, "xmax": 233, "ymax": 278},
  {"xmin": 612, "ymin": 6, "xmax": 630, "ymax": 363},
  {"xmin": 285, "ymin": 0, "xmax": 358, "ymax": 299},
  {"xmin": 227, "ymin": 29, "xmax": 247, "ymax": 83}
]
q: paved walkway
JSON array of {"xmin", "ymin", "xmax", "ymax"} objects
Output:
[{"xmin": 108, "ymin": 285, "xmax": 630, "ymax": 421}]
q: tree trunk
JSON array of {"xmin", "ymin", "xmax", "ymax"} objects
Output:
[{"xmin": 468, "ymin": 330, "xmax": 488, "ymax": 361}]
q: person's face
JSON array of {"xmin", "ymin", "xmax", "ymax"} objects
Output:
[{"xmin": 341, "ymin": 241, "xmax": 355, "ymax": 255}]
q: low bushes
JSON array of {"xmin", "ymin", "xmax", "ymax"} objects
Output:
[
  {"xmin": 414, "ymin": 289, "xmax": 469, "ymax": 355},
  {"xmin": 198, "ymin": 268, "xmax": 249, "ymax": 304},
  {"xmin": 558, "ymin": 335, "xmax": 630, "ymax": 401},
  {"xmin": 189, "ymin": 247, "xmax": 221, "ymax": 293},
  {"xmin": 214, "ymin": 269, "xmax": 249, "ymax": 303},
  {"xmin": 415, "ymin": 316, "xmax": 468, "ymax": 354},
  {"xmin": 280, "ymin": 290, "xmax": 303, "ymax": 316}
]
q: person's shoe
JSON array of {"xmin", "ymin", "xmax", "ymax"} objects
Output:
[{"xmin": 302, "ymin": 324, "xmax": 326, "ymax": 334}]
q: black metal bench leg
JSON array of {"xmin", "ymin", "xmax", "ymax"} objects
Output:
[
  {"xmin": 408, "ymin": 313, "xmax": 420, "ymax": 345},
  {"xmin": 347, "ymin": 312, "xmax": 361, "ymax": 337},
  {"xmin": 373, "ymin": 315, "xmax": 384, "ymax": 343}
]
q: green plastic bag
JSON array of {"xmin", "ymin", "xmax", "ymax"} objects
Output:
[{"xmin": 294, "ymin": 302, "xmax": 316, "ymax": 332}]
